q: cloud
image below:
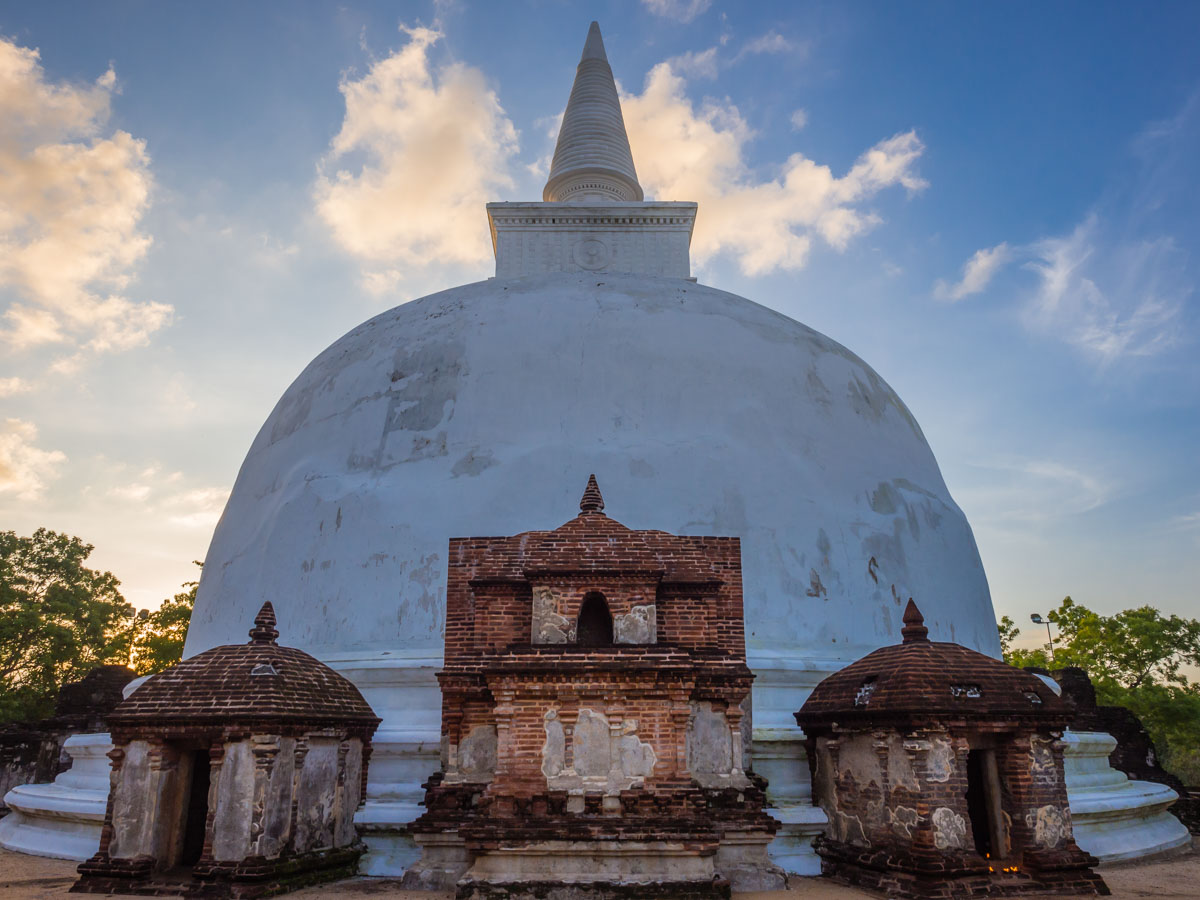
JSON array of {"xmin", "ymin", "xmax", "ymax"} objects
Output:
[
  {"xmin": 0, "ymin": 37, "xmax": 167, "ymax": 356},
  {"xmin": 642, "ymin": 0, "xmax": 712, "ymax": 23},
  {"xmin": 524, "ymin": 112, "xmax": 563, "ymax": 181},
  {"xmin": 934, "ymin": 218, "xmax": 1185, "ymax": 361},
  {"xmin": 1024, "ymin": 217, "xmax": 1184, "ymax": 361},
  {"xmin": 957, "ymin": 457, "xmax": 1112, "ymax": 531},
  {"xmin": 1016, "ymin": 93, "xmax": 1199, "ymax": 363},
  {"xmin": 164, "ymin": 486, "xmax": 228, "ymax": 529},
  {"xmin": 314, "ymin": 24, "xmax": 519, "ymax": 293},
  {"xmin": 666, "ymin": 47, "xmax": 720, "ymax": 80},
  {"xmin": 0, "ymin": 418, "xmax": 66, "ymax": 501},
  {"xmin": 934, "ymin": 242, "xmax": 1010, "ymax": 301},
  {"xmin": 665, "ymin": 31, "xmax": 803, "ymax": 82},
  {"xmin": 620, "ymin": 62, "xmax": 926, "ymax": 275},
  {"xmin": 0, "ymin": 377, "xmax": 30, "ymax": 397},
  {"xmin": 944, "ymin": 94, "xmax": 1197, "ymax": 363},
  {"xmin": 790, "ymin": 108, "xmax": 808, "ymax": 131},
  {"xmin": 1168, "ymin": 510, "xmax": 1200, "ymax": 531},
  {"xmin": 102, "ymin": 462, "xmax": 228, "ymax": 530},
  {"xmin": 739, "ymin": 31, "xmax": 796, "ymax": 57}
]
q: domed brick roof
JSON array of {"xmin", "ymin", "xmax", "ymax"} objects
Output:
[
  {"xmin": 111, "ymin": 602, "xmax": 378, "ymax": 727},
  {"xmin": 796, "ymin": 600, "xmax": 1067, "ymax": 729}
]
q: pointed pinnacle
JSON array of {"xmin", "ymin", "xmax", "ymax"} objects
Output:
[
  {"xmin": 579, "ymin": 474, "xmax": 605, "ymax": 514},
  {"xmin": 249, "ymin": 601, "xmax": 280, "ymax": 644},
  {"xmin": 581, "ymin": 21, "xmax": 607, "ymax": 62},
  {"xmin": 543, "ymin": 21, "xmax": 643, "ymax": 203},
  {"xmin": 901, "ymin": 598, "xmax": 929, "ymax": 643}
]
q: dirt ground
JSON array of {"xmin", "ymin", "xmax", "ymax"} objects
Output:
[{"xmin": 1, "ymin": 843, "xmax": 1195, "ymax": 899}]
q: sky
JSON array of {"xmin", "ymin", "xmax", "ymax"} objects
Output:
[{"xmin": 1, "ymin": 0, "xmax": 1198, "ymax": 655}]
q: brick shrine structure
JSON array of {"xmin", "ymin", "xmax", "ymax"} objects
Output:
[
  {"xmin": 796, "ymin": 600, "xmax": 1107, "ymax": 898},
  {"xmin": 72, "ymin": 603, "xmax": 379, "ymax": 898},
  {"xmin": 404, "ymin": 476, "xmax": 783, "ymax": 898}
]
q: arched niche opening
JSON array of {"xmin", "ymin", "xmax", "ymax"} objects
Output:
[{"xmin": 577, "ymin": 592, "xmax": 613, "ymax": 646}]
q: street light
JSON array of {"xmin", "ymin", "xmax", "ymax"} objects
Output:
[{"xmin": 1030, "ymin": 613, "xmax": 1055, "ymax": 661}]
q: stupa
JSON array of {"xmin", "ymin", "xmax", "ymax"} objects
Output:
[
  {"xmin": 7, "ymin": 20, "xmax": 1184, "ymax": 879},
  {"xmin": 180, "ymin": 22, "xmax": 1001, "ymax": 875}
]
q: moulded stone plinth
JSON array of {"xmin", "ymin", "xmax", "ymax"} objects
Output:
[
  {"xmin": 0, "ymin": 732, "xmax": 110, "ymax": 860},
  {"xmin": 400, "ymin": 831, "xmax": 471, "ymax": 891},
  {"xmin": 458, "ymin": 839, "xmax": 730, "ymax": 899},
  {"xmin": 333, "ymin": 652, "xmax": 442, "ymax": 876},
  {"xmin": 750, "ymin": 652, "xmax": 837, "ymax": 878},
  {"xmin": 713, "ymin": 830, "xmax": 787, "ymax": 891},
  {"xmin": 1063, "ymin": 730, "xmax": 1191, "ymax": 862}
]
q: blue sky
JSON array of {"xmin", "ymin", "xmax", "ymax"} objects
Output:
[{"xmin": 1, "ymin": 1, "xmax": 1197, "ymax": 653}]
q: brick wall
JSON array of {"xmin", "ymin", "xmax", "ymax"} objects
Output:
[{"xmin": 445, "ymin": 513, "xmax": 745, "ymax": 662}]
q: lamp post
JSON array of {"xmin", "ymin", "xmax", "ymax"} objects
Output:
[{"xmin": 1030, "ymin": 613, "xmax": 1055, "ymax": 662}]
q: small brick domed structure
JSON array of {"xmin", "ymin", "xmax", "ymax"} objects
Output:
[
  {"xmin": 796, "ymin": 600, "xmax": 1107, "ymax": 898},
  {"xmin": 74, "ymin": 603, "xmax": 379, "ymax": 898}
]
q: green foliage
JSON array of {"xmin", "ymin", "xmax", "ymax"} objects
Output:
[
  {"xmin": 999, "ymin": 596, "xmax": 1200, "ymax": 784},
  {"xmin": 129, "ymin": 565, "xmax": 198, "ymax": 675},
  {"xmin": 0, "ymin": 529, "xmax": 135, "ymax": 722},
  {"xmin": 997, "ymin": 615, "xmax": 1020, "ymax": 655},
  {"xmin": 997, "ymin": 615, "xmax": 1052, "ymax": 670}
]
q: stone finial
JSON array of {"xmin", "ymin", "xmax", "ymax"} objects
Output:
[
  {"xmin": 543, "ymin": 22, "xmax": 644, "ymax": 203},
  {"xmin": 901, "ymin": 598, "xmax": 929, "ymax": 643},
  {"xmin": 579, "ymin": 474, "xmax": 605, "ymax": 514},
  {"xmin": 249, "ymin": 601, "xmax": 280, "ymax": 644}
]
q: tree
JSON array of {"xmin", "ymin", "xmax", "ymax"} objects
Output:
[
  {"xmin": 997, "ymin": 614, "xmax": 1051, "ymax": 670},
  {"xmin": 1045, "ymin": 596, "xmax": 1200, "ymax": 692},
  {"xmin": 129, "ymin": 565, "xmax": 198, "ymax": 675},
  {"xmin": 0, "ymin": 529, "xmax": 136, "ymax": 722},
  {"xmin": 999, "ymin": 597, "xmax": 1200, "ymax": 784}
]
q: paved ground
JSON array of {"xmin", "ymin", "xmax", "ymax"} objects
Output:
[{"xmin": 1, "ymin": 843, "xmax": 1195, "ymax": 899}]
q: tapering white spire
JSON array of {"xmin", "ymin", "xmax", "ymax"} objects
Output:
[
  {"xmin": 543, "ymin": 22, "xmax": 644, "ymax": 203},
  {"xmin": 487, "ymin": 21, "xmax": 694, "ymax": 278}
]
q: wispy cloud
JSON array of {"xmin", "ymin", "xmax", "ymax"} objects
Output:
[
  {"xmin": 0, "ymin": 418, "xmax": 66, "ymax": 501},
  {"xmin": 957, "ymin": 457, "xmax": 1113, "ymax": 530},
  {"xmin": 102, "ymin": 463, "xmax": 228, "ymax": 530},
  {"xmin": 642, "ymin": 0, "xmax": 712, "ymax": 24},
  {"xmin": 934, "ymin": 224, "xmax": 1185, "ymax": 361},
  {"xmin": 524, "ymin": 112, "xmax": 563, "ymax": 181},
  {"xmin": 1023, "ymin": 217, "xmax": 1185, "ymax": 362},
  {"xmin": 933, "ymin": 93, "xmax": 1197, "ymax": 363},
  {"xmin": 1168, "ymin": 510, "xmax": 1200, "ymax": 531},
  {"xmin": 736, "ymin": 30, "xmax": 798, "ymax": 59},
  {"xmin": 789, "ymin": 108, "xmax": 808, "ymax": 131},
  {"xmin": 314, "ymin": 24, "xmax": 519, "ymax": 295},
  {"xmin": 665, "ymin": 30, "xmax": 803, "ymax": 82},
  {"xmin": 666, "ymin": 46, "xmax": 720, "ymax": 80},
  {"xmin": 620, "ymin": 62, "xmax": 926, "ymax": 275},
  {"xmin": 0, "ymin": 37, "xmax": 169, "ymax": 360},
  {"xmin": 934, "ymin": 242, "xmax": 1010, "ymax": 301}
]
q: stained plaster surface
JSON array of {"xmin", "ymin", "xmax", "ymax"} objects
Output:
[
  {"xmin": 3, "ymin": 845, "xmax": 1198, "ymax": 899},
  {"xmin": 187, "ymin": 272, "xmax": 998, "ymax": 664}
]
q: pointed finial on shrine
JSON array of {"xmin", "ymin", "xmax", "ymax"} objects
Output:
[
  {"xmin": 901, "ymin": 598, "xmax": 929, "ymax": 643},
  {"xmin": 249, "ymin": 601, "xmax": 279, "ymax": 644},
  {"xmin": 579, "ymin": 474, "xmax": 605, "ymax": 515}
]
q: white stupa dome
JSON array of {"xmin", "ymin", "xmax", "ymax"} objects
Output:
[
  {"xmin": 187, "ymin": 273, "xmax": 996, "ymax": 661},
  {"xmin": 184, "ymin": 22, "xmax": 998, "ymax": 875}
]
